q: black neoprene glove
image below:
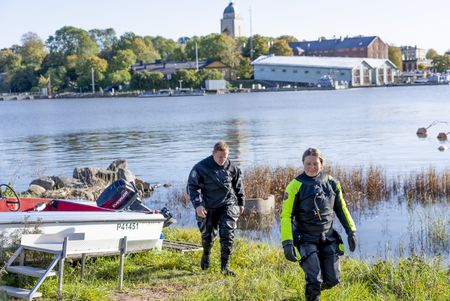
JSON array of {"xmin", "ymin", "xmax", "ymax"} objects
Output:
[
  {"xmin": 348, "ymin": 232, "xmax": 357, "ymax": 252},
  {"xmin": 282, "ymin": 240, "xmax": 299, "ymax": 262}
]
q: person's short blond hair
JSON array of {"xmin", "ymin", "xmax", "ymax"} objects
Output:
[
  {"xmin": 302, "ymin": 147, "xmax": 324, "ymax": 164},
  {"xmin": 213, "ymin": 141, "xmax": 229, "ymax": 153}
]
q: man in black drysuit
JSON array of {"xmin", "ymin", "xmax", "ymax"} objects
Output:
[{"xmin": 187, "ymin": 141, "xmax": 245, "ymax": 276}]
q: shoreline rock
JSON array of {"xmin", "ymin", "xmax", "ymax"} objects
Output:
[{"xmin": 27, "ymin": 159, "xmax": 154, "ymax": 201}]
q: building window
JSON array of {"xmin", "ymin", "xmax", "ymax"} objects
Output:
[
  {"xmin": 316, "ymin": 70, "xmax": 321, "ymax": 74},
  {"xmin": 363, "ymin": 69, "xmax": 370, "ymax": 83},
  {"xmin": 293, "ymin": 70, "xmax": 298, "ymax": 73},
  {"xmin": 271, "ymin": 69, "xmax": 275, "ymax": 72},
  {"xmin": 304, "ymin": 70, "xmax": 309, "ymax": 74},
  {"xmin": 378, "ymin": 69, "xmax": 384, "ymax": 83},
  {"xmin": 282, "ymin": 69, "xmax": 286, "ymax": 72},
  {"xmin": 340, "ymin": 72, "xmax": 345, "ymax": 76}
]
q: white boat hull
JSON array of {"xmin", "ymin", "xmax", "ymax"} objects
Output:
[{"xmin": 0, "ymin": 211, "xmax": 165, "ymax": 248}]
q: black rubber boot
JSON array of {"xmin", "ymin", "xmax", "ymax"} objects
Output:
[
  {"xmin": 221, "ymin": 265, "xmax": 236, "ymax": 276},
  {"xmin": 201, "ymin": 252, "xmax": 210, "ymax": 270},
  {"xmin": 201, "ymin": 241, "xmax": 212, "ymax": 270}
]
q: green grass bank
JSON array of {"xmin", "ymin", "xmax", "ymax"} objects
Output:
[{"xmin": 1, "ymin": 228, "xmax": 448, "ymax": 301}]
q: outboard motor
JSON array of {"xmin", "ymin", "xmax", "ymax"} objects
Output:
[
  {"xmin": 96, "ymin": 179, "xmax": 139, "ymax": 210},
  {"xmin": 96, "ymin": 179, "xmax": 176, "ymax": 227}
]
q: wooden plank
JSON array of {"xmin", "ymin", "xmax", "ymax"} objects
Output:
[{"xmin": 162, "ymin": 240, "xmax": 202, "ymax": 253}]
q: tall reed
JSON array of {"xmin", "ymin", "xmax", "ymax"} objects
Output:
[
  {"xmin": 171, "ymin": 164, "xmax": 450, "ymax": 210},
  {"xmin": 403, "ymin": 168, "xmax": 450, "ymax": 202}
]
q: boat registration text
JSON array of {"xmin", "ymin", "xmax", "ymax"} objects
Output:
[{"xmin": 116, "ymin": 222, "xmax": 139, "ymax": 230}]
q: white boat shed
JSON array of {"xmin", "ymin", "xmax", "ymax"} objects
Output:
[{"xmin": 252, "ymin": 55, "xmax": 397, "ymax": 87}]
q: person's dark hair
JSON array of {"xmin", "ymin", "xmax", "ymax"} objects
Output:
[
  {"xmin": 302, "ymin": 147, "xmax": 324, "ymax": 164},
  {"xmin": 213, "ymin": 141, "xmax": 229, "ymax": 153}
]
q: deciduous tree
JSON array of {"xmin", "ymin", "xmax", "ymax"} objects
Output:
[
  {"xmin": 0, "ymin": 49, "xmax": 22, "ymax": 72},
  {"xmin": 19, "ymin": 32, "xmax": 47, "ymax": 70},
  {"xmin": 46, "ymin": 26, "xmax": 98, "ymax": 58},
  {"xmin": 432, "ymin": 55, "xmax": 450, "ymax": 73},
  {"xmin": 388, "ymin": 46, "xmax": 403, "ymax": 70},
  {"xmin": 236, "ymin": 57, "xmax": 253, "ymax": 79},
  {"xmin": 130, "ymin": 71, "xmax": 166, "ymax": 90},
  {"xmin": 270, "ymin": 39, "xmax": 293, "ymax": 56},
  {"xmin": 426, "ymin": 49, "xmax": 438, "ymax": 60}
]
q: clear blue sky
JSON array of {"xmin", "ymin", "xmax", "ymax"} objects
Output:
[{"xmin": 1, "ymin": 0, "xmax": 449, "ymax": 54}]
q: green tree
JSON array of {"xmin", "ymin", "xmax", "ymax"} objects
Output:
[
  {"xmin": 151, "ymin": 36, "xmax": 179, "ymax": 60},
  {"xmin": 388, "ymin": 46, "xmax": 402, "ymax": 70},
  {"xmin": 0, "ymin": 49, "xmax": 22, "ymax": 72},
  {"xmin": 170, "ymin": 47, "xmax": 187, "ymax": 61},
  {"xmin": 186, "ymin": 34, "xmax": 240, "ymax": 68},
  {"xmin": 417, "ymin": 63, "xmax": 426, "ymax": 71},
  {"xmin": 109, "ymin": 49, "xmax": 136, "ymax": 71},
  {"xmin": 270, "ymin": 39, "xmax": 293, "ymax": 56},
  {"xmin": 197, "ymin": 69, "xmax": 224, "ymax": 87},
  {"xmin": 276, "ymin": 35, "xmax": 298, "ymax": 43},
  {"xmin": 89, "ymin": 28, "xmax": 117, "ymax": 53},
  {"xmin": 185, "ymin": 37, "xmax": 201, "ymax": 60},
  {"xmin": 243, "ymin": 35, "xmax": 270, "ymax": 59},
  {"xmin": 236, "ymin": 57, "xmax": 253, "ymax": 79},
  {"xmin": 131, "ymin": 37, "xmax": 159, "ymax": 63},
  {"xmin": 107, "ymin": 69, "xmax": 132, "ymax": 87},
  {"xmin": 9, "ymin": 67, "xmax": 37, "ymax": 92},
  {"xmin": 75, "ymin": 55, "xmax": 108, "ymax": 91},
  {"xmin": 19, "ymin": 32, "xmax": 47, "ymax": 70},
  {"xmin": 46, "ymin": 26, "xmax": 98, "ymax": 57},
  {"xmin": 130, "ymin": 71, "xmax": 166, "ymax": 90},
  {"xmin": 115, "ymin": 33, "xmax": 159, "ymax": 63},
  {"xmin": 426, "ymin": 48, "xmax": 438, "ymax": 60},
  {"xmin": 45, "ymin": 66, "xmax": 69, "ymax": 93},
  {"xmin": 105, "ymin": 49, "xmax": 136, "ymax": 87},
  {"xmin": 170, "ymin": 69, "xmax": 199, "ymax": 88},
  {"xmin": 432, "ymin": 55, "xmax": 450, "ymax": 73}
]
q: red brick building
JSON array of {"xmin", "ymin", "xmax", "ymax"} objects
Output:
[{"xmin": 289, "ymin": 36, "xmax": 388, "ymax": 59}]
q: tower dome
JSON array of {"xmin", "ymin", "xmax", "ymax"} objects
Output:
[
  {"xmin": 223, "ymin": 2, "xmax": 236, "ymax": 17},
  {"xmin": 220, "ymin": 1, "xmax": 243, "ymax": 37}
]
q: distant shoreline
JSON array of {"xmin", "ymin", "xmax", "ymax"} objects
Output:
[{"xmin": 0, "ymin": 82, "xmax": 448, "ymax": 101}]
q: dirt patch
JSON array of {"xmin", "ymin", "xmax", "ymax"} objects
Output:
[{"xmin": 111, "ymin": 283, "xmax": 188, "ymax": 301}]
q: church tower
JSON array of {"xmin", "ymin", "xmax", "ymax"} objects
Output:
[{"xmin": 220, "ymin": 2, "xmax": 244, "ymax": 37}]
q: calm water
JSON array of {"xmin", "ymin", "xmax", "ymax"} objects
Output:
[{"xmin": 1, "ymin": 85, "xmax": 449, "ymax": 260}]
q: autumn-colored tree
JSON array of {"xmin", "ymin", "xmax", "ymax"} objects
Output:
[
  {"xmin": 270, "ymin": 39, "xmax": 293, "ymax": 56},
  {"xmin": 388, "ymin": 45, "xmax": 402, "ymax": 70}
]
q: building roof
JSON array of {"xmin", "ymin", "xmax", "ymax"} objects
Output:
[
  {"xmin": 132, "ymin": 59, "xmax": 229, "ymax": 75},
  {"xmin": 289, "ymin": 36, "xmax": 378, "ymax": 52},
  {"xmin": 252, "ymin": 55, "xmax": 396, "ymax": 69}
]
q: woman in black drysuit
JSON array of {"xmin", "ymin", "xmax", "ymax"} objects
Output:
[{"xmin": 280, "ymin": 147, "xmax": 357, "ymax": 301}]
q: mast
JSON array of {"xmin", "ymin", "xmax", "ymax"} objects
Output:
[
  {"xmin": 249, "ymin": 7, "xmax": 254, "ymax": 60},
  {"xmin": 91, "ymin": 67, "xmax": 95, "ymax": 93},
  {"xmin": 195, "ymin": 42, "xmax": 199, "ymax": 71},
  {"xmin": 48, "ymin": 73, "xmax": 52, "ymax": 98}
]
